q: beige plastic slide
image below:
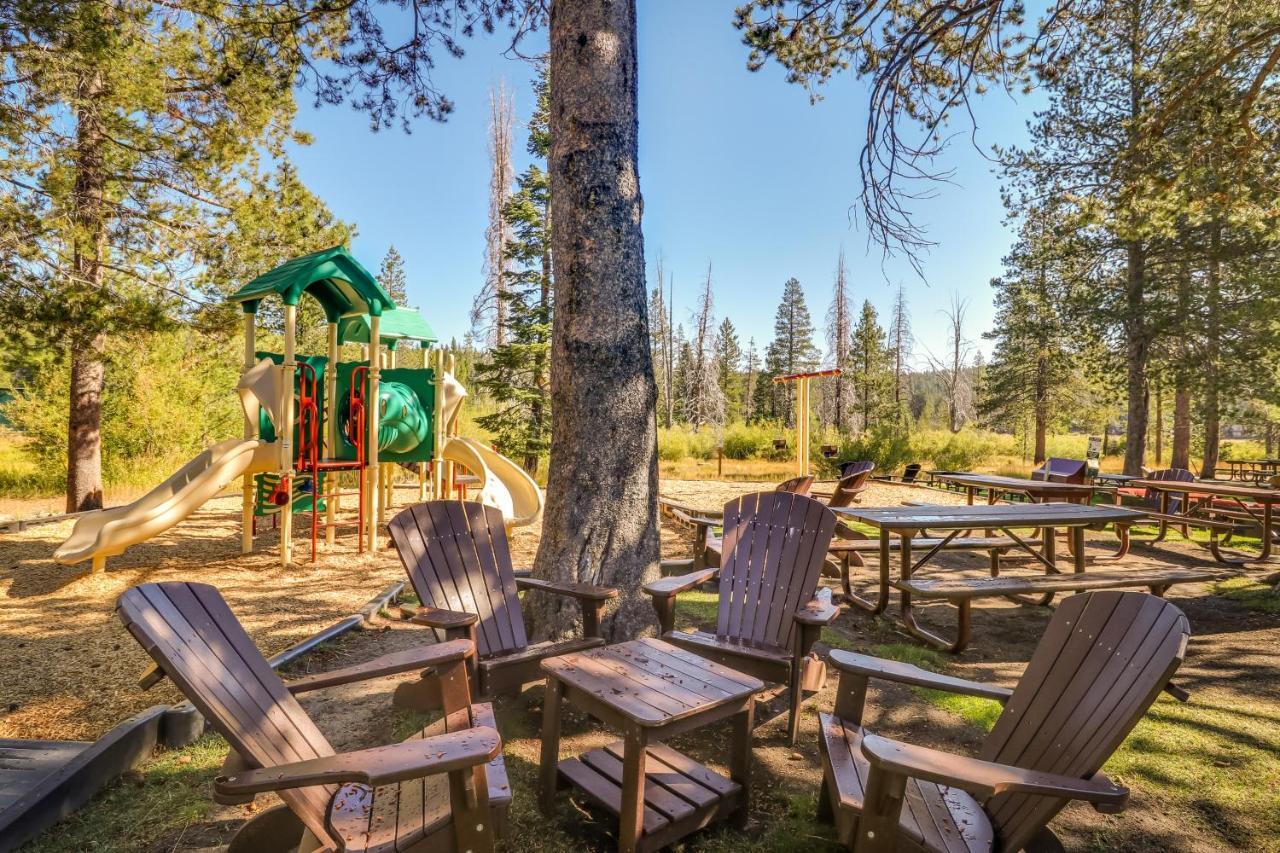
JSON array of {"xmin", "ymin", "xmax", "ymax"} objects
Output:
[
  {"xmin": 53, "ymin": 438, "xmax": 279, "ymax": 571},
  {"xmin": 436, "ymin": 370, "xmax": 543, "ymax": 529},
  {"xmin": 442, "ymin": 436, "xmax": 543, "ymax": 530}
]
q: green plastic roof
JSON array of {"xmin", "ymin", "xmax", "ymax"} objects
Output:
[
  {"xmin": 338, "ymin": 307, "xmax": 438, "ymax": 349},
  {"xmin": 227, "ymin": 246, "xmax": 396, "ymax": 321}
]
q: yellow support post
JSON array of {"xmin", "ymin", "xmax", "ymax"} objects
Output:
[
  {"xmin": 366, "ymin": 314, "xmax": 381, "ymax": 551},
  {"xmin": 241, "ymin": 309, "xmax": 257, "ymax": 554},
  {"xmin": 280, "ymin": 303, "xmax": 297, "ymax": 567},
  {"xmin": 432, "ymin": 349, "xmax": 444, "ymax": 500},
  {"xmin": 325, "ymin": 321, "xmax": 338, "ymax": 547}
]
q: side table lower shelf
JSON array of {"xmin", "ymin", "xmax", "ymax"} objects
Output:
[{"xmin": 558, "ymin": 741, "xmax": 744, "ymax": 852}]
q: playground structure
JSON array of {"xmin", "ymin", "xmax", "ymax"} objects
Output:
[
  {"xmin": 772, "ymin": 368, "xmax": 842, "ymax": 478},
  {"xmin": 54, "ymin": 246, "xmax": 542, "ymax": 572}
]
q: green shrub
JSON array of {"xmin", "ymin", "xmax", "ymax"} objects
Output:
[
  {"xmin": 657, "ymin": 427, "xmax": 689, "ymax": 462},
  {"xmin": 722, "ymin": 422, "xmax": 775, "ymax": 460}
]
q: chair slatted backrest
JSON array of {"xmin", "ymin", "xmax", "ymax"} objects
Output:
[
  {"xmin": 1032, "ymin": 457, "xmax": 1087, "ymax": 484},
  {"xmin": 776, "ymin": 476, "xmax": 815, "ymax": 496},
  {"xmin": 979, "ymin": 591, "xmax": 1189, "ymax": 852},
  {"xmin": 716, "ymin": 492, "xmax": 836, "ymax": 651},
  {"xmin": 1145, "ymin": 467, "xmax": 1196, "ymax": 512},
  {"xmin": 389, "ymin": 501, "xmax": 527, "ymax": 659},
  {"xmin": 116, "ymin": 582, "xmax": 338, "ymax": 847},
  {"xmin": 838, "ymin": 460, "xmax": 875, "ymax": 479},
  {"xmin": 828, "ymin": 470, "xmax": 874, "ymax": 510},
  {"xmin": 900, "ymin": 463, "xmax": 922, "ymax": 484}
]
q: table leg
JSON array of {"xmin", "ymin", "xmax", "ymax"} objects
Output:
[
  {"xmin": 1263, "ymin": 503, "xmax": 1273, "ymax": 561},
  {"xmin": 729, "ymin": 703, "xmax": 754, "ymax": 829},
  {"xmin": 1042, "ymin": 525, "xmax": 1057, "ymax": 570},
  {"xmin": 1071, "ymin": 526, "xmax": 1085, "ymax": 573},
  {"xmin": 619, "ymin": 724, "xmax": 648, "ymax": 853},
  {"xmin": 539, "ymin": 678, "xmax": 564, "ymax": 815}
]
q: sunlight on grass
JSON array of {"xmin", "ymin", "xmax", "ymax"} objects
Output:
[
  {"xmin": 1212, "ymin": 577, "xmax": 1280, "ymax": 613},
  {"xmin": 865, "ymin": 643, "xmax": 1004, "ymax": 732},
  {"xmin": 674, "ymin": 589, "xmax": 719, "ymax": 630},
  {"xmin": 24, "ymin": 735, "xmax": 227, "ymax": 853}
]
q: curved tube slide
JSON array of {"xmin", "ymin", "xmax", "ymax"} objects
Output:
[{"xmin": 441, "ymin": 436, "xmax": 543, "ymax": 530}]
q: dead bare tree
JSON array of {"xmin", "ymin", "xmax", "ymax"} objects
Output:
[
  {"xmin": 888, "ymin": 283, "xmax": 912, "ymax": 422},
  {"xmin": 686, "ymin": 263, "xmax": 726, "ymax": 431},
  {"xmin": 825, "ymin": 247, "xmax": 854, "ymax": 431},
  {"xmin": 473, "ymin": 79, "xmax": 515, "ymax": 345},
  {"xmin": 925, "ymin": 294, "xmax": 973, "ymax": 433}
]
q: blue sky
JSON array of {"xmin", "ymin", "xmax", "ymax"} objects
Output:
[{"xmin": 287, "ymin": 1, "xmax": 1043, "ymax": 366}]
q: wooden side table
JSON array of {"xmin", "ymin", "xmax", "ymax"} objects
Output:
[{"xmin": 538, "ymin": 638, "xmax": 765, "ymax": 853}]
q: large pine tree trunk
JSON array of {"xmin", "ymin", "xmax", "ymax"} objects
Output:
[
  {"xmin": 1171, "ymin": 381, "xmax": 1191, "ymax": 470},
  {"xmin": 530, "ymin": 0, "xmax": 658, "ymax": 641},
  {"xmin": 1033, "ymin": 356, "xmax": 1048, "ymax": 464},
  {"xmin": 1200, "ymin": 221, "xmax": 1222, "ymax": 479},
  {"xmin": 67, "ymin": 334, "xmax": 106, "ymax": 512},
  {"xmin": 66, "ymin": 70, "xmax": 108, "ymax": 513},
  {"xmin": 1123, "ymin": 241, "xmax": 1149, "ymax": 475}
]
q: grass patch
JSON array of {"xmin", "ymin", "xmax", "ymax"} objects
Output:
[
  {"xmin": 865, "ymin": 643, "xmax": 1003, "ymax": 732},
  {"xmin": 820, "ymin": 627, "xmax": 855, "ymax": 651},
  {"xmin": 674, "ymin": 589, "xmax": 719, "ymax": 630},
  {"xmin": 24, "ymin": 735, "xmax": 226, "ymax": 853},
  {"xmin": 1213, "ymin": 577, "xmax": 1280, "ymax": 613}
]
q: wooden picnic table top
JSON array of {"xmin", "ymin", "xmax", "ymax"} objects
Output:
[
  {"xmin": 933, "ymin": 471, "xmax": 1104, "ymax": 496},
  {"xmin": 1131, "ymin": 478, "xmax": 1280, "ymax": 501},
  {"xmin": 540, "ymin": 638, "xmax": 765, "ymax": 727},
  {"xmin": 834, "ymin": 501, "xmax": 1146, "ymax": 530}
]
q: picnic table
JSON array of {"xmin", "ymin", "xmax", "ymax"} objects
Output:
[
  {"xmin": 1219, "ymin": 459, "xmax": 1280, "ymax": 484},
  {"xmin": 1130, "ymin": 478, "xmax": 1280, "ymax": 565},
  {"xmin": 833, "ymin": 502, "xmax": 1170, "ymax": 651},
  {"xmin": 1094, "ymin": 472, "xmax": 1141, "ymax": 487},
  {"xmin": 539, "ymin": 638, "xmax": 762, "ymax": 853},
  {"xmin": 934, "ymin": 472, "xmax": 1129, "ymax": 560}
]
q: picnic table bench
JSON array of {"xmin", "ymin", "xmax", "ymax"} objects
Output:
[
  {"xmin": 1130, "ymin": 478, "xmax": 1280, "ymax": 565},
  {"xmin": 832, "ymin": 502, "xmax": 1208, "ymax": 652}
]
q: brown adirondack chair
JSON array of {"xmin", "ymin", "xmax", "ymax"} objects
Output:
[
  {"xmin": 388, "ymin": 500, "xmax": 618, "ymax": 704},
  {"xmin": 688, "ymin": 474, "xmax": 826, "ymax": 571},
  {"xmin": 643, "ymin": 491, "xmax": 839, "ymax": 744},
  {"xmin": 817, "ymin": 590, "xmax": 1190, "ymax": 852},
  {"xmin": 117, "ymin": 581, "xmax": 509, "ymax": 853}
]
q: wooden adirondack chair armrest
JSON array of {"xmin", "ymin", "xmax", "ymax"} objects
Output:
[
  {"xmin": 515, "ymin": 577, "xmax": 620, "ymax": 601},
  {"xmin": 642, "ymin": 568, "xmax": 719, "ymax": 599},
  {"xmin": 214, "ymin": 726, "xmax": 502, "ymax": 797},
  {"xmin": 860, "ymin": 735, "xmax": 1129, "ymax": 811},
  {"xmin": 827, "ymin": 648, "xmax": 1013, "ymax": 702},
  {"xmin": 795, "ymin": 596, "xmax": 841, "ymax": 626},
  {"xmin": 677, "ymin": 512, "xmax": 724, "ymax": 528},
  {"xmin": 286, "ymin": 638, "xmax": 475, "ymax": 694},
  {"xmin": 643, "ymin": 568, "xmax": 719, "ymax": 635},
  {"xmin": 405, "ymin": 606, "xmax": 480, "ymax": 631}
]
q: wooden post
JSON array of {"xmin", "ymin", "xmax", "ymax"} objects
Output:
[
  {"xmin": 445, "ymin": 352, "xmax": 457, "ymax": 499},
  {"xmin": 366, "ymin": 314, "xmax": 381, "ymax": 551},
  {"xmin": 432, "ymin": 349, "xmax": 445, "ymax": 501},
  {"xmin": 241, "ymin": 309, "xmax": 257, "ymax": 554},
  {"xmin": 280, "ymin": 304, "xmax": 296, "ymax": 567},
  {"xmin": 324, "ymin": 321, "xmax": 338, "ymax": 547}
]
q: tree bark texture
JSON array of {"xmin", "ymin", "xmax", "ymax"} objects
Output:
[
  {"xmin": 1200, "ymin": 220, "xmax": 1222, "ymax": 479},
  {"xmin": 1123, "ymin": 241, "xmax": 1149, "ymax": 475},
  {"xmin": 66, "ymin": 69, "xmax": 108, "ymax": 513},
  {"xmin": 530, "ymin": 0, "xmax": 658, "ymax": 642}
]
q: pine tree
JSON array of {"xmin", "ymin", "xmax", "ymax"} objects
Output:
[
  {"xmin": 715, "ymin": 317, "xmax": 743, "ymax": 423},
  {"xmin": 981, "ymin": 217, "xmax": 1080, "ymax": 462},
  {"xmin": 0, "ymin": 2, "xmax": 332, "ymax": 511},
  {"xmin": 850, "ymin": 300, "xmax": 894, "ymax": 432},
  {"xmin": 649, "ymin": 275, "xmax": 671, "ymax": 428},
  {"xmin": 671, "ymin": 334, "xmax": 693, "ymax": 423},
  {"xmin": 473, "ymin": 80, "xmax": 516, "ymax": 346},
  {"xmin": 762, "ymin": 277, "xmax": 819, "ymax": 425},
  {"xmin": 378, "ymin": 246, "xmax": 409, "ymax": 307}
]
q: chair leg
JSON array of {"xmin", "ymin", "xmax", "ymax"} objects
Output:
[
  {"xmin": 787, "ymin": 661, "xmax": 803, "ymax": 745},
  {"xmin": 817, "ymin": 776, "xmax": 834, "ymax": 823}
]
